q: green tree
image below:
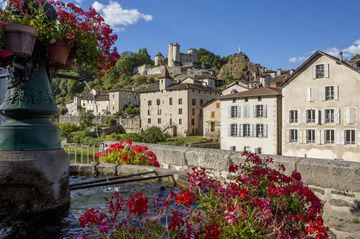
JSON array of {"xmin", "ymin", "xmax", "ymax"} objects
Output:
[
  {"xmin": 351, "ymin": 54, "xmax": 360, "ymax": 61},
  {"xmin": 59, "ymin": 123, "xmax": 79, "ymax": 138},
  {"xmin": 79, "ymin": 111, "xmax": 94, "ymax": 129},
  {"xmin": 141, "ymin": 127, "xmax": 166, "ymax": 143}
]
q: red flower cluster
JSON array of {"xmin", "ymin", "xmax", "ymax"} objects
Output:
[
  {"xmin": 97, "ymin": 139, "xmax": 160, "ymax": 167},
  {"xmin": 174, "ymin": 190, "xmax": 194, "ymax": 207},
  {"xmin": 126, "ymin": 192, "xmax": 148, "ymax": 216}
]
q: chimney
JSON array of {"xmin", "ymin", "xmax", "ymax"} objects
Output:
[{"xmin": 339, "ymin": 51, "xmax": 344, "ymax": 62}]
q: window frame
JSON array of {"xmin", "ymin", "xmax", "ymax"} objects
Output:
[
  {"xmin": 325, "ymin": 86, "xmax": 334, "ymax": 101},
  {"xmin": 324, "ymin": 129, "xmax": 335, "ymax": 144},
  {"xmin": 345, "ymin": 129, "xmax": 356, "ymax": 145},
  {"xmin": 306, "ymin": 129, "xmax": 316, "ymax": 143},
  {"xmin": 315, "ymin": 64, "xmax": 325, "ymax": 78},
  {"xmin": 289, "ymin": 129, "xmax": 298, "ymax": 143},
  {"xmin": 289, "ymin": 110, "xmax": 298, "ymax": 123}
]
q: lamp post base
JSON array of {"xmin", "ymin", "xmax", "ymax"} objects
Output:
[{"xmin": 0, "ymin": 149, "xmax": 69, "ymax": 238}]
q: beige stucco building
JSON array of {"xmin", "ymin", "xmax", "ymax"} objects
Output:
[
  {"xmin": 220, "ymin": 87, "xmax": 282, "ymax": 155},
  {"xmin": 202, "ymin": 99, "xmax": 221, "ymax": 140},
  {"xmin": 139, "ymin": 68, "xmax": 218, "ymax": 137},
  {"xmin": 108, "ymin": 89, "xmax": 139, "ymax": 115},
  {"xmin": 281, "ymin": 51, "xmax": 360, "ymax": 162}
]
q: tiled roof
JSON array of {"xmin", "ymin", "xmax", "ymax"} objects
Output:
[
  {"xmin": 138, "ymin": 82, "xmax": 219, "ymax": 93},
  {"xmin": 221, "ymin": 87, "xmax": 281, "ymax": 99},
  {"xmin": 156, "ymin": 67, "xmax": 173, "ymax": 79},
  {"xmin": 108, "ymin": 88, "xmax": 138, "ymax": 93}
]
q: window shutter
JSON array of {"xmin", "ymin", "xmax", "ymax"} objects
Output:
[
  {"xmin": 307, "ymin": 88, "xmax": 311, "ymax": 102},
  {"xmin": 253, "ymin": 105, "xmax": 256, "ymax": 118},
  {"xmin": 321, "ymin": 87, "xmax": 325, "ymax": 101},
  {"xmin": 228, "ymin": 125, "xmax": 231, "ymax": 137},
  {"xmin": 298, "ymin": 110, "xmax": 303, "ymax": 123},
  {"xmin": 228, "ymin": 106, "xmax": 232, "ymax": 118},
  {"xmin": 319, "ymin": 130, "xmax": 324, "ymax": 145},
  {"xmin": 237, "ymin": 106, "xmax": 241, "ymax": 118},
  {"xmin": 250, "ymin": 124, "xmax": 255, "ymax": 137},
  {"xmin": 335, "ymin": 131, "xmax": 341, "ymax": 145},
  {"xmin": 264, "ymin": 124, "xmax": 268, "ymax": 138},
  {"xmin": 264, "ymin": 105, "xmax": 267, "ymax": 118},
  {"xmin": 311, "ymin": 88, "xmax": 316, "ymax": 101},
  {"xmin": 345, "ymin": 107, "xmax": 350, "ymax": 124},
  {"xmin": 286, "ymin": 110, "xmax": 289, "ymax": 123},
  {"xmin": 334, "ymin": 86, "xmax": 339, "ymax": 101},
  {"xmin": 312, "ymin": 66, "xmax": 316, "ymax": 79},
  {"xmin": 299, "ymin": 130, "xmax": 303, "ymax": 144},
  {"xmin": 335, "ymin": 108, "xmax": 341, "ymax": 124},
  {"xmin": 321, "ymin": 110, "xmax": 325, "ymax": 124},
  {"xmin": 286, "ymin": 130, "xmax": 290, "ymax": 143},
  {"xmin": 357, "ymin": 131, "xmax": 360, "ymax": 146},
  {"xmin": 243, "ymin": 105, "xmax": 248, "ymax": 118},
  {"xmin": 350, "ymin": 108, "xmax": 357, "ymax": 124},
  {"xmin": 239, "ymin": 124, "xmax": 243, "ymax": 137},
  {"xmin": 324, "ymin": 64, "xmax": 330, "ymax": 78},
  {"xmin": 316, "ymin": 130, "xmax": 321, "ymax": 145}
]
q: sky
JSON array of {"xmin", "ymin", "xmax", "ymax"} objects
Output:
[{"xmin": 76, "ymin": 0, "xmax": 360, "ymax": 70}]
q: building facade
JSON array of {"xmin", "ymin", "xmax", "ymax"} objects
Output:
[
  {"xmin": 202, "ymin": 99, "xmax": 221, "ymax": 140},
  {"xmin": 139, "ymin": 68, "xmax": 218, "ymax": 137},
  {"xmin": 221, "ymin": 81, "xmax": 249, "ymax": 95},
  {"xmin": 281, "ymin": 51, "xmax": 360, "ymax": 162},
  {"xmin": 220, "ymin": 87, "xmax": 282, "ymax": 155},
  {"xmin": 108, "ymin": 89, "xmax": 139, "ymax": 115}
]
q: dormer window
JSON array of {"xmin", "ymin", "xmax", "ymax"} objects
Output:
[{"xmin": 315, "ymin": 64, "xmax": 324, "ymax": 78}]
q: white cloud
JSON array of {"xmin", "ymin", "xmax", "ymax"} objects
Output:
[
  {"xmin": 92, "ymin": 1, "xmax": 153, "ymax": 28},
  {"xmin": 289, "ymin": 39, "xmax": 360, "ymax": 63}
]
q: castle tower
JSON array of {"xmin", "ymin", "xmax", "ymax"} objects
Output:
[
  {"xmin": 168, "ymin": 43, "xmax": 174, "ymax": 67},
  {"xmin": 154, "ymin": 52, "xmax": 165, "ymax": 66},
  {"xmin": 172, "ymin": 42, "xmax": 180, "ymax": 64},
  {"xmin": 159, "ymin": 67, "xmax": 174, "ymax": 91}
]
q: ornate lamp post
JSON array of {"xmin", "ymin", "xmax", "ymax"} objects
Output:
[{"xmin": 0, "ymin": 3, "xmax": 69, "ymax": 237}]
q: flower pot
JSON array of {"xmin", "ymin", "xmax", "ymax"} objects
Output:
[
  {"xmin": 48, "ymin": 42, "xmax": 71, "ymax": 68},
  {"xmin": 4, "ymin": 24, "xmax": 38, "ymax": 57}
]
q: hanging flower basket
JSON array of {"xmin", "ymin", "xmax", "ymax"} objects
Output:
[
  {"xmin": 48, "ymin": 42, "xmax": 71, "ymax": 68},
  {"xmin": 4, "ymin": 24, "xmax": 38, "ymax": 57}
]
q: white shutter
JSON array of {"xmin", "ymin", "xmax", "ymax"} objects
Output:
[
  {"xmin": 312, "ymin": 66, "xmax": 316, "ymax": 79},
  {"xmin": 321, "ymin": 87, "xmax": 325, "ymax": 101},
  {"xmin": 321, "ymin": 110, "xmax": 325, "ymax": 125},
  {"xmin": 345, "ymin": 107, "xmax": 350, "ymax": 124},
  {"xmin": 334, "ymin": 86, "xmax": 339, "ymax": 101},
  {"xmin": 335, "ymin": 131, "xmax": 341, "ymax": 145},
  {"xmin": 324, "ymin": 64, "xmax": 330, "ymax": 78},
  {"xmin": 357, "ymin": 131, "xmax": 360, "ymax": 146},
  {"xmin": 350, "ymin": 108, "xmax": 357, "ymax": 124},
  {"xmin": 335, "ymin": 108, "xmax": 341, "ymax": 124},
  {"xmin": 243, "ymin": 105, "xmax": 249, "ymax": 118},
  {"xmin": 298, "ymin": 110, "xmax": 303, "ymax": 123},
  {"xmin": 264, "ymin": 124, "xmax": 268, "ymax": 138},
  {"xmin": 310, "ymin": 88, "xmax": 316, "ymax": 102},
  {"xmin": 286, "ymin": 110, "xmax": 290, "ymax": 123},
  {"xmin": 251, "ymin": 124, "xmax": 255, "ymax": 137},
  {"xmin": 237, "ymin": 106, "xmax": 241, "ymax": 118},
  {"xmin": 239, "ymin": 124, "xmax": 243, "ymax": 137},
  {"xmin": 286, "ymin": 130, "xmax": 290, "ymax": 143},
  {"xmin": 316, "ymin": 130, "xmax": 321, "ymax": 145},
  {"xmin": 264, "ymin": 105, "xmax": 267, "ymax": 118},
  {"xmin": 228, "ymin": 106, "xmax": 232, "ymax": 118},
  {"xmin": 299, "ymin": 130, "xmax": 304, "ymax": 144},
  {"xmin": 253, "ymin": 105, "xmax": 256, "ymax": 118},
  {"xmin": 228, "ymin": 125, "xmax": 231, "ymax": 136},
  {"xmin": 307, "ymin": 88, "xmax": 311, "ymax": 102}
]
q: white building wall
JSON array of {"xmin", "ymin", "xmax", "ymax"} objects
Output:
[
  {"xmin": 282, "ymin": 55, "xmax": 360, "ymax": 162},
  {"xmin": 220, "ymin": 96, "xmax": 280, "ymax": 154},
  {"xmin": 222, "ymin": 84, "xmax": 248, "ymax": 95}
]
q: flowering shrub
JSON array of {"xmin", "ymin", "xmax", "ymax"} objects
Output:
[
  {"xmin": 97, "ymin": 139, "xmax": 160, "ymax": 168},
  {"xmin": 0, "ymin": 0, "xmax": 119, "ymax": 75},
  {"xmin": 78, "ymin": 151, "xmax": 328, "ymax": 239}
]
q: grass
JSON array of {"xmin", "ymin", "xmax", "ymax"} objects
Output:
[
  {"xmin": 63, "ymin": 144, "xmax": 99, "ymax": 164},
  {"xmin": 164, "ymin": 136, "xmax": 206, "ymax": 146}
]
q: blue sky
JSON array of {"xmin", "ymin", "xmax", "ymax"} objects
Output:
[{"xmin": 78, "ymin": 0, "xmax": 360, "ymax": 70}]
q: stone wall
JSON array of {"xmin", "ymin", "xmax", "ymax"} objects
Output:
[
  {"xmin": 74, "ymin": 143, "xmax": 360, "ymax": 238},
  {"xmin": 118, "ymin": 117, "xmax": 141, "ymax": 133}
]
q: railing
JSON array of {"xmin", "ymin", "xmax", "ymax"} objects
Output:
[{"xmin": 63, "ymin": 142, "xmax": 104, "ymax": 165}]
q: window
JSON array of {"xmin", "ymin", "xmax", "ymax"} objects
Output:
[
  {"xmin": 169, "ymin": 98, "xmax": 173, "ymax": 105},
  {"xmin": 256, "ymin": 124, "xmax": 264, "ymax": 137},
  {"xmin": 258, "ymin": 96, "xmax": 262, "ymax": 101},
  {"xmin": 210, "ymin": 122, "xmax": 215, "ymax": 132},
  {"xmin": 191, "ymin": 119, "xmax": 195, "ymax": 126},
  {"xmin": 325, "ymin": 130, "xmax": 335, "ymax": 144},
  {"xmin": 306, "ymin": 129, "xmax": 316, "ymax": 143},
  {"xmin": 325, "ymin": 109, "xmax": 334, "ymax": 123},
  {"xmin": 179, "ymin": 119, "xmax": 182, "ymax": 125},
  {"xmin": 178, "ymin": 108, "xmax": 182, "ymax": 114},
  {"xmin": 158, "ymin": 109, "xmax": 161, "ymax": 115},
  {"xmin": 289, "ymin": 129, "xmax": 298, "ymax": 143},
  {"xmin": 211, "ymin": 111, "xmax": 215, "ymax": 118},
  {"xmin": 178, "ymin": 98, "xmax": 182, "ymax": 105},
  {"xmin": 158, "ymin": 118, "xmax": 161, "ymax": 124},
  {"xmin": 315, "ymin": 64, "xmax": 324, "ymax": 78},
  {"xmin": 231, "ymin": 106, "xmax": 237, "ymax": 118},
  {"xmin": 243, "ymin": 105, "xmax": 250, "ymax": 118},
  {"xmin": 170, "ymin": 118, "xmax": 172, "ymax": 125},
  {"xmin": 230, "ymin": 124, "xmax": 237, "ymax": 136},
  {"xmin": 147, "ymin": 110, "xmax": 150, "ymax": 115},
  {"xmin": 289, "ymin": 110, "xmax": 298, "ymax": 123},
  {"xmin": 345, "ymin": 108, "xmax": 357, "ymax": 124},
  {"xmin": 147, "ymin": 100, "xmax": 152, "ymax": 106},
  {"xmin": 255, "ymin": 148, "xmax": 262, "ymax": 154},
  {"xmin": 243, "ymin": 124, "xmax": 251, "ymax": 137},
  {"xmin": 192, "ymin": 98, "xmax": 196, "ymax": 106},
  {"xmin": 325, "ymin": 86, "xmax": 334, "ymax": 101},
  {"xmin": 147, "ymin": 118, "xmax": 151, "ymax": 124},
  {"xmin": 192, "ymin": 108, "xmax": 195, "ymax": 116},
  {"xmin": 255, "ymin": 105, "xmax": 264, "ymax": 117},
  {"xmin": 200, "ymin": 99, "xmax": 203, "ymax": 105},
  {"xmin": 199, "ymin": 109, "xmax": 203, "ymax": 117},
  {"xmin": 156, "ymin": 99, "xmax": 161, "ymax": 105},
  {"xmin": 345, "ymin": 130, "xmax": 356, "ymax": 145},
  {"xmin": 230, "ymin": 146, "xmax": 236, "ymax": 151},
  {"xmin": 215, "ymin": 102, "xmax": 220, "ymax": 108},
  {"xmin": 306, "ymin": 109, "xmax": 316, "ymax": 123},
  {"xmin": 244, "ymin": 146, "xmax": 250, "ymax": 152},
  {"xmin": 245, "ymin": 97, "xmax": 248, "ymax": 102}
]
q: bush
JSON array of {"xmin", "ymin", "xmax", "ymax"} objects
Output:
[
  {"xmin": 70, "ymin": 129, "xmax": 90, "ymax": 144},
  {"xmin": 59, "ymin": 123, "xmax": 79, "ymax": 138},
  {"xmin": 141, "ymin": 127, "xmax": 166, "ymax": 144},
  {"xmin": 78, "ymin": 151, "xmax": 328, "ymax": 238},
  {"xmin": 106, "ymin": 117, "xmax": 117, "ymax": 127}
]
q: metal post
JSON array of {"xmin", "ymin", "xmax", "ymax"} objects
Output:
[
  {"xmin": 80, "ymin": 144, "xmax": 83, "ymax": 164},
  {"xmin": 74, "ymin": 145, "xmax": 77, "ymax": 164},
  {"xmin": 87, "ymin": 145, "xmax": 89, "ymax": 164}
]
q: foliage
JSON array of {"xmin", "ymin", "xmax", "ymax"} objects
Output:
[
  {"xmin": 133, "ymin": 75, "xmax": 155, "ymax": 87},
  {"xmin": 197, "ymin": 48, "xmax": 229, "ymax": 71},
  {"xmin": 71, "ymin": 129, "xmax": 90, "ymax": 144},
  {"xmin": 59, "ymin": 123, "xmax": 79, "ymax": 138},
  {"xmin": 79, "ymin": 110, "xmax": 94, "ymax": 129},
  {"xmin": 97, "ymin": 139, "xmax": 160, "ymax": 167},
  {"xmin": 114, "ymin": 105, "xmax": 140, "ymax": 117},
  {"xmin": 77, "ymin": 151, "xmax": 328, "ymax": 239},
  {"xmin": 351, "ymin": 54, "xmax": 360, "ymax": 61},
  {"xmin": 165, "ymin": 136, "xmax": 205, "ymax": 146},
  {"xmin": 106, "ymin": 117, "xmax": 117, "ymax": 127},
  {"xmin": 141, "ymin": 127, "xmax": 166, "ymax": 144}
]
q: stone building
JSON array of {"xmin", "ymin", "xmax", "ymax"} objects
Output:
[
  {"xmin": 281, "ymin": 51, "xmax": 360, "ymax": 162},
  {"xmin": 221, "ymin": 80, "xmax": 250, "ymax": 95},
  {"xmin": 154, "ymin": 52, "xmax": 165, "ymax": 66},
  {"xmin": 108, "ymin": 89, "xmax": 139, "ymax": 115},
  {"xmin": 220, "ymin": 87, "xmax": 282, "ymax": 155},
  {"xmin": 202, "ymin": 98, "xmax": 221, "ymax": 140},
  {"xmin": 167, "ymin": 43, "xmax": 198, "ymax": 67},
  {"xmin": 80, "ymin": 93, "xmax": 109, "ymax": 116},
  {"xmin": 139, "ymin": 68, "xmax": 218, "ymax": 137}
]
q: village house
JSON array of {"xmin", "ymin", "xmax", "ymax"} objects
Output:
[
  {"xmin": 220, "ymin": 87, "xmax": 282, "ymax": 155},
  {"xmin": 202, "ymin": 98, "xmax": 221, "ymax": 140},
  {"xmin": 139, "ymin": 68, "xmax": 218, "ymax": 137},
  {"xmin": 221, "ymin": 80, "xmax": 250, "ymax": 95},
  {"xmin": 108, "ymin": 89, "xmax": 139, "ymax": 115},
  {"xmin": 281, "ymin": 51, "xmax": 360, "ymax": 162}
]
